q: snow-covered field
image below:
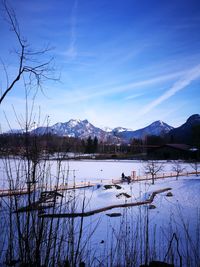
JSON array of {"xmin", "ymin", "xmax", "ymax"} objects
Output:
[
  {"xmin": 0, "ymin": 159, "xmax": 199, "ymax": 266},
  {"xmin": 62, "ymin": 175, "xmax": 200, "ymax": 266},
  {"xmin": 0, "ymin": 158, "xmax": 194, "ymax": 188}
]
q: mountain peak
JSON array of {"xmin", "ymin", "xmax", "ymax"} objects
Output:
[
  {"xmin": 113, "ymin": 127, "xmax": 131, "ymax": 133},
  {"xmin": 151, "ymin": 120, "xmax": 164, "ymax": 125},
  {"xmin": 168, "ymin": 114, "xmax": 200, "ymax": 143},
  {"xmin": 113, "ymin": 120, "xmax": 173, "ymax": 141},
  {"xmin": 186, "ymin": 114, "xmax": 200, "ymax": 123},
  {"xmin": 148, "ymin": 120, "xmax": 173, "ymax": 131},
  {"xmin": 67, "ymin": 119, "xmax": 81, "ymax": 126},
  {"xmin": 102, "ymin": 126, "xmax": 113, "ymax": 132}
]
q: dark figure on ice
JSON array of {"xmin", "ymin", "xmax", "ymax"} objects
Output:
[{"xmin": 121, "ymin": 173, "xmax": 131, "ymax": 184}]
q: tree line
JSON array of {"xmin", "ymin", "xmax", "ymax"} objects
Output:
[{"xmin": 0, "ymin": 125, "xmax": 199, "ymax": 159}]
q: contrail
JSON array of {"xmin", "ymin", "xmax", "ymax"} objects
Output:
[{"xmin": 139, "ymin": 64, "xmax": 200, "ymax": 116}]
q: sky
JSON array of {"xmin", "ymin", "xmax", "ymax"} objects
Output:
[{"xmin": 0, "ymin": 0, "xmax": 200, "ymax": 132}]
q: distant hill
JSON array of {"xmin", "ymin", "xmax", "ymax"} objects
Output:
[
  {"xmin": 168, "ymin": 114, "xmax": 200, "ymax": 144},
  {"xmin": 113, "ymin": 120, "xmax": 173, "ymax": 141}
]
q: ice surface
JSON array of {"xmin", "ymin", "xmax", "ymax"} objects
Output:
[{"xmin": 0, "ymin": 159, "xmax": 199, "ymax": 266}]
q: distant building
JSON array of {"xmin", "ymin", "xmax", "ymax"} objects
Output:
[{"xmin": 147, "ymin": 144, "xmax": 198, "ymax": 160}]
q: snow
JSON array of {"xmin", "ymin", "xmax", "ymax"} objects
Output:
[
  {"xmin": 64, "ymin": 175, "xmax": 200, "ymax": 266},
  {"xmin": 0, "ymin": 159, "xmax": 199, "ymax": 266},
  {"xmin": 102, "ymin": 126, "xmax": 113, "ymax": 132},
  {"xmin": 68, "ymin": 119, "xmax": 81, "ymax": 127},
  {"xmin": 0, "ymin": 159, "xmax": 195, "ymax": 189},
  {"xmin": 61, "ymin": 175, "xmax": 199, "ymax": 213},
  {"xmin": 113, "ymin": 127, "xmax": 129, "ymax": 132}
]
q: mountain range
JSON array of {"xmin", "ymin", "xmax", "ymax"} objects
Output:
[
  {"xmin": 31, "ymin": 119, "xmax": 173, "ymax": 142},
  {"xmin": 6, "ymin": 114, "xmax": 200, "ymax": 143}
]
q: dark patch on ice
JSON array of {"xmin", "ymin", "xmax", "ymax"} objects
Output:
[
  {"xmin": 116, "ymin": 192, "xmax": 131, "ymax": 198},
  {"xmin": 104, "ymin": 185, "xmax": 113, "ymax": 189},
  {"xmin": 104, "ymin": 184, "xmax": 122, "ymax": 190},
  {"xmin": 106, "ymin": 213, "xmax": 122, "ymax": 217},
  {"xmin": 166, "ymin": 192, "xmax": 173, "ymax": 197},
  {"xmin": 149, "ymin": 204, "xmax": 156, "ymax": 209}
]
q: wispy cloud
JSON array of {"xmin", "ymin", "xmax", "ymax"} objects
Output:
[
  {"xmin": 124, "ymin": 93, "xmax": 144, "ymax": 100},
  {"xmin": 139, "ymin": 64, "xmax": 200, "ymax": 116},
  {"xmin": 65, "ymin": 0, "xmax": 78, "ymax": 58},
  {"xmin": 57, "ymin": 69, "xmax": 186, "ymax": 104}
]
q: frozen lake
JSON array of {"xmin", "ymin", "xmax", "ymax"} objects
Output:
[
  {"xmin": 0, "ymin": 158, "xmax": 194, "ymax": 189},
  {"xmin": 0, "ymin": 157, "xmax": 199, "ymax": 266}
]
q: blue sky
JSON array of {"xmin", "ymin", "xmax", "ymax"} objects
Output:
[{"xmin": 0, "ymin": 0, "xmax": 200, "ymax": 131}]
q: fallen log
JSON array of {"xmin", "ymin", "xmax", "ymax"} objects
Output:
[{"xmin": 40, "ymin": 187, "xmax": 171, "ymax": 218}]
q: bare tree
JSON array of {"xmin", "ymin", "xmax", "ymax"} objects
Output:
[
  {"xmin": 0, "ymin": 0, "xmax": 57, "ymax": 105},
  {"xmin": 172, "ymin": 160, "xmax": 186, "ymax": 180},
  {"xmin": 144, "ymin": 160, "xmax": 164, "ymax": 184},
  {"xmin": 190, "ymin": 161, "xmax": 200, "ymax": 176}
]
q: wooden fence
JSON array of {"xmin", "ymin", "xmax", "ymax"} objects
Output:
[{"xmin": 0, "ymin": 171, "xmax": 199, "ymax": 197}]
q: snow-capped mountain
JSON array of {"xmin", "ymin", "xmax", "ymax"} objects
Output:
[
  {"xmin": 4, "ymin": 114, "xmax": 200, "ymax": 144},
  {"xmin": 32, "ymin": 119, "xmax": 109, "ymax": 140},
  {"xmin": 102, "ymin": 126, "xmax": 113, "ymax": 133},
  {"xmin": 112, "ymin": 127, "xmax": 132, "ymax": 134},
  {"xmin": 102, "ymin": 126, "xmax": 132, "ymax": 134},
  {"xmin": 114, "ymin": 120, "xmax": 173, "ymax": 141},
  {"xmin": 31, "ymin": 119, "xmax": 173, "ymax": 142}
]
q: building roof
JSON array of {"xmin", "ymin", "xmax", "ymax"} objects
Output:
[
  {"xmin": 165, "ymin": 144, "xmax": 193, "ymax": 151},
  {"xmin": 149, "ymin": 143, "xmax": 198, "ymax": 152}
]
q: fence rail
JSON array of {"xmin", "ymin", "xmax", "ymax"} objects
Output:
[{"xmin": 0, "ymin": 171, "xmax": 200, "ymax": 197}]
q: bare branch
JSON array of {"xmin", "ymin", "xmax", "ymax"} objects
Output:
[
  {"xmin": 0, "ymin": 68, "xmax": 24, "ymax": 104},
  {"xmin": 0, "ymin": 58, "xmax": 9, "ymax": 89},
  {"xmin": 3, "ymin": 0, "xmax": 24, "ymax": 46},
  {"xmin": 0, "ymin": 0, "xmax": 57, "ymax": 104}
]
